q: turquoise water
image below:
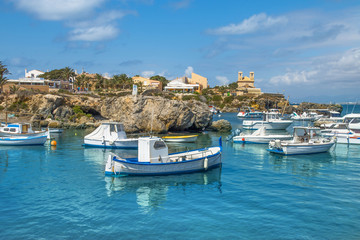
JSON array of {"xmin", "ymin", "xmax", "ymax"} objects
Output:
[{"xmin": 1, "ymin": 113, "xmax": 360, "ymax": 239}]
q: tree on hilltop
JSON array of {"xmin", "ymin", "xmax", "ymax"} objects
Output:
[
  {"xmin": 0, "ymin": 61, "xmax": 10, "ymax": 93},
  {"xmin": 150, "ymin": 75, "xmax": 169, "ymax": 90}
]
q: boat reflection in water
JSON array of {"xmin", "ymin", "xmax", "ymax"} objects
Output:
[{"xmin": 104, "ymin": 167, "xmax": 222, "ymax": 213}]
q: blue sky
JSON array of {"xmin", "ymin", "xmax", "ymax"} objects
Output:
[{"xmin": 1, "ymin": 0, "xmax": 360, "ymax": 103}]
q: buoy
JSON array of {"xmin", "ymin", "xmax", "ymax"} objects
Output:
[
  {"xmin": 51, "ymin": 140, "xmax": 57, "ymax": 146},
  {"xmin": 75, "ymin": 133, "xmax": 77, "ymax": 136},
  {"xmin": 242, "ymin": 138, "xmax": 245, "ymax": 141}
]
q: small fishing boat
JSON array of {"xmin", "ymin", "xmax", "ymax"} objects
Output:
[
  {"xmin": 0, "ymin": 123, "xmax": 47, "ymax": 137},
  {"xmin": 243, "ymin": 112, "xmax": 293, "ymax": 130},
  {"xmin": 162, "ymin": 135, "xmax": 198, "ymax": 143},
  {"xmin": 267, "ymin": 127, "xmax": 335, "ymax": 155},
  {"xmin": 84, "ymin": 122, "xmax": 138, "ymax": 148},
  {"xmin": 237, "ymin": 107, "xmax": 263, "ymax": 119},
  {"xmin": 0, "ymin": 135, "xmax": 47, "ymax": 146},
  {"xmin": 105, "ymin": 136, "xmax": 222, "ymax": 176},
  {"xmin": 233, "ymin": 126, "xmax": 292, "ymax": 144},
  {"xmin": 48, "ymin": 128, "xmax": 64, "ymax": 133}
]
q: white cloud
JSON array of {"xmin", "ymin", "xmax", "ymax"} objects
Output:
[
  {"xmin": 185, "ymin": 66, "xmax": 193, "ymax": 77},
  {"xmin": 69, "ymin": 25, "xmax": 119, "ymax": 41},
  {"xmin": 209, "ymin": 13, "xmax": 288, "ymax": 35},
  {"xmin": 141, "ymin": 71, "xmax": 155, "ymax": 78},
  {"xmin": 216, "ymin": 76, "xmax": 230, "ymax": 86},
  {"xmin": 269, "ymin": 48, "xmax": 360, "ymax": 87},
  {"xmin": 12, "ymin": 0, "xmax": 104, "ymax": 20},
  {"xmin": 169, "ymin": 0, "xmax": 192, "ymax": 10}
]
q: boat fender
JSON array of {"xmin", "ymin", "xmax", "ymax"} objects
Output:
[{"xmin": 204, "ymin": 158, "xmax": 208, "ymax": 170}]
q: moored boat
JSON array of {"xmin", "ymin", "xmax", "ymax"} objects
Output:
[
  {"xmin": 105, "ymin": 136, "xmax": 222, "ymax": 176},
  {"xmin": 162, "ymin": 135, "xmax": 198, "ymax": 143},
  {"xmin": 0, "ymin": 123, "xmax": 47, "ymax": 137},
  {"xmin": 267, "ymin": 127, "xmax": 335, "ymax": 155},
  {"xmin": 233, "ymin": 126, "xmax": 292, "ymax": 144},
  {"xmin": 0, "ymin": 135, "xmax": 47, "ymax": 146},
  {"xmin": 243, "ymin": 112, "xmax": 293, "ymax": 130},
  {"xmin": 84, "ymin": 122, "xmax": 138, "ymax": 148}
]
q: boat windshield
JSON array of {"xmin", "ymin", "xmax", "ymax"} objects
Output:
[{"xmin": 154, "ymin": 140, "xmax": 167, "ymax": 150}]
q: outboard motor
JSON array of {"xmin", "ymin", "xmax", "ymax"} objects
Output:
[{"xmin": 226, "ymin": 128, "xmax": 242, "ymax": 141}]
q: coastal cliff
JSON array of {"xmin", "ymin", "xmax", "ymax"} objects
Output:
[{"xmin": 0, "ymin": 92, "xmax": 213, "ymax": 133}]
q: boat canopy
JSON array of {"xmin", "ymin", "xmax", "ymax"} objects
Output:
[
  {"xmin": 85, "ymin": 122, "xmax": 127, "ymax": 141},
  {"xmin": 138, "ymin": 137, "xmax": 169, "ymax": 163},
  {"xmin": 293, "ymin": 127, "xmax": 321, "ymax": 142}
]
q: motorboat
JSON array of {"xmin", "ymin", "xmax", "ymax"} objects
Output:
[
  {"xmin": 343, "ymin": 113, "xmax": 360, "ymax": 133},
  {"xmin": 0, "ymin": 135, "xmax": 47, "ymax": 146},
  {"xmin": 267, "ymin": 127, "xmax": 335, "ymax": 155},
  {"xmin": 84, "ymin": 122, "xmax": 138, "ymax": 148},
  {"xmin": 48, "ymin": 128, "xmax": 64, "ymax": 133},
  {"xmin": 237, "ymin": 107, "xmax": 263, "ymax": 119},
  {"xmin": 105, "ymin": 136, "xmax": 222, "ymax": 176},
  {"xmin": 242, "ymin": 112, "xmax": 293, "ymax": 130},
  {"xmin": 0, "ymin": 123, "xmax": 47, "ymax": 137},
  {"xmin": 290, "ymin": 112, "xmax": 316, "ymax": 121},
  {"xmin": 321, "ymin": 123, "xmax": 360, "ymax": 144},
  {"xmin": 162, "ymin": 135, "xmax": 198, "ymax": 143},
  {"xmin": 233, "ymin": 126, "xmax": 292, "ymax": 144}
]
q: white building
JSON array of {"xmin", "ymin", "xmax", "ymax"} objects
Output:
[
  {"xmin": 25, "ymin": 69, "xmax": 44, "ymax": 78},
  {"xmin": 164, "ymin": 77, "xmax": 199, "ymax": 93}
]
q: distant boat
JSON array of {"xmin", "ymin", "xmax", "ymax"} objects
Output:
[
  {"xmin": 0, "ymin": 123, "xmax": 47, "ymax": 137},
  {"xmin": 0, "ymin": 135, "xmax": 47, "ymax": 146},
  {"xmin": 162, "ymin": 135, "xmax": 198, "ymax": 143},
  {"xmin": 243, "ymin": 112, "xmax": 293, "ymax": 130},
  {"xmin": 84, "ymin": 122, "xmax": 138, "ymax": 148},
  {"xmin": 237, "ymin": 107, "xmax": 263, "ymax": 119},
  {"xmin": 233, "ymin": 126, "xmax": 292, "ymax": 144},
  {"xmin": 48, "ymin": 128, "xmax": 64, "ymax": 133},
  {"xmin": 321, "ymin": 123, "xmax": 360, "ymax": 145},
  {"xmin": 105, "ymin": 136, "xmax": 222, "ymax": 176},
  {"xmin": 267, "ymin": 127, "xmax": 335, "ymax": 155}
]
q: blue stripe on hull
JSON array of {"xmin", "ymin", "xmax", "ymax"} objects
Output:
[
  {"xmin": 105, "ymin": 163, "xmax": 222, "ymax": 177},
  {"xmin": 234, "ymin": 140, "xmax": 267, "ymax": 144},
  {"xmin": 267, "ymin": 148, "xmax": 330, "ymax": 155}
]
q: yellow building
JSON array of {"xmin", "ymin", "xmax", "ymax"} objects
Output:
[
  {"xmin": 236, "ymin": 71, "xmax": 262, "ymax": 96},
  {"xmin": 188, "ymin": 73, "xmax": 208, "ymax": 92},
  {"xmin": 132, "ymin": 76, "xmax": 162, "ymax": 90}
]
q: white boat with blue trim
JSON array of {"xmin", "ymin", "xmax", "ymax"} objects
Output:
[
  {"xmin": 162, "ymin": 135, "xmax": 198, "ymax": 143},
  {"xmin": 105, "ymin": 136, "xmax": 222, "ymax": 176},
  {"xmin": 0, "ymin": 122, "xmax": 47, "ymax": 137},
  {"xmin": 233, "ymin": 126, "xmax": 292, "ymax": 144},
  {"xmin": 242, "ymin": 112, "xmax": 293, "ymax": 130},
  {"xmin": 0, "ymin": 134, "xmax": 47, "ymax": 146},
  {"xmin": 267, "ymin": 127, "xmax": 335, "ymax": 155},
  {"xmin": 84, "ymin": 122, "xmax": 138, "ymax": 148}
]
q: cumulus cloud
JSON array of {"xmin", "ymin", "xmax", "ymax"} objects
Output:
[
  {"xmin": 270, "ymin": 48, "xmax": 360, "ymax": 87},
  {"xmin": 11, "ymin": 0, "xmax": 104, "ymax": 20},
  {"xmin": 216, "ymin": 76, "xmax": 230, "ymax": 86},
  {"xmin": 208, "ymin": 13, "xmax": 288, "ymax": 35},
  {"xmin": 185, "ymin": 66, "xmax": 193, "ymax": 77}
]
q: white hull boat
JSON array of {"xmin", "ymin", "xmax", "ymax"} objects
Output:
[
  {"xmin": 162, "ymin": 135, "xmax": 198, "ymax": 143},
  {"xmin": 233, "ymin": 126, "xmax": 292, "ymax": 144},
  {"xmin": 320, "ymin": 123, "xmax": 360, "ymax": 144},
  {"xmin": 0, "ymin": 123, "xmax": 47, "ymax": 137},
  {"xmin": 0, "ymin": 135, "xmax": 47, "ymax": 146},
  {"xmin": 268, "ymin": 127, "xmax": 335, "ymax": 155},
  {"xmin": 105, "ymin": 137, "xmax": 222, "ymax": 176},
  {"xmin": 243, "ymin": 112, "xmax": 293, "ymax": 130},
  {"xmin": 84, "ymin": 122, "xmax": 138, "ymax": 149}
]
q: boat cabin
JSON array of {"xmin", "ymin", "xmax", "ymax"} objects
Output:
[
  {"xmin": 343, "ymin": 114, "xmax": 360, "ymax": 124},
  {"xmin": 0, "ymin": 123, "xmax": 33, "ymax": 134},
  {"xmin": 293, "ymin": 127, "xmax": 321, "ymax": 142},
  {"xmin": 85, "ymin": 122, "xmax": 127, "ymax": 141},
  {"xmin": 263, "ymin": 112, "xmax": 282, "ymax": 121},
  {"xmin": 138, "ymin": 137, "xmax": 169, "ymax": 163}
]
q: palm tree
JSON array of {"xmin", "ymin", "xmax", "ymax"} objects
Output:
[
  {"xmin": 62, "ymin": 67, "xmax": 75, "ymax": 81},
  {"xmin": 95, "ymin": 73, "xmax": 104, "ymax": 89},
  {"xmin": 0, "ymin": 61, "xmax": 10, "ymax": 93},
  {"xmin": 75, "ymin": 74, "xmax": 88, "ymax": 90}
]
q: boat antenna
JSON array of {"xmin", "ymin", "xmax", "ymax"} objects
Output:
[{"xmin": 351, "ymin": 99, "xmax": 357, "ymax": 113}]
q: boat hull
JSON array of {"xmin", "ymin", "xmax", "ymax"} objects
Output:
[
  {"xmin": 84, "ymin": 138, "xmax": 138, "ymax": 148},
  {"xmin": 0, "ymin": 135, "xmax": 47, "ymax": 146},
  {"xmin": 335, "ymin": 135, "xmax": 360, "ymax": 145},
  {"xmin": 242, "ymin": 121, "xmax": 292, "ymax": 130},
  {"xmin": 233, "ymin": 135, "xmax": 292, "ymax": 144},
  {"xmin": 268, "ymin": 142, "xmax": 335, "ymax": 155},
  {"xmin": 105, "ymin": 148, "xmax": 222, "ymax": 176}
]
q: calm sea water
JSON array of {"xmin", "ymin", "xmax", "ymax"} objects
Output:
[{"xmin": 1, "ymin": 109, "xmax": 360, "ymax": 239}]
